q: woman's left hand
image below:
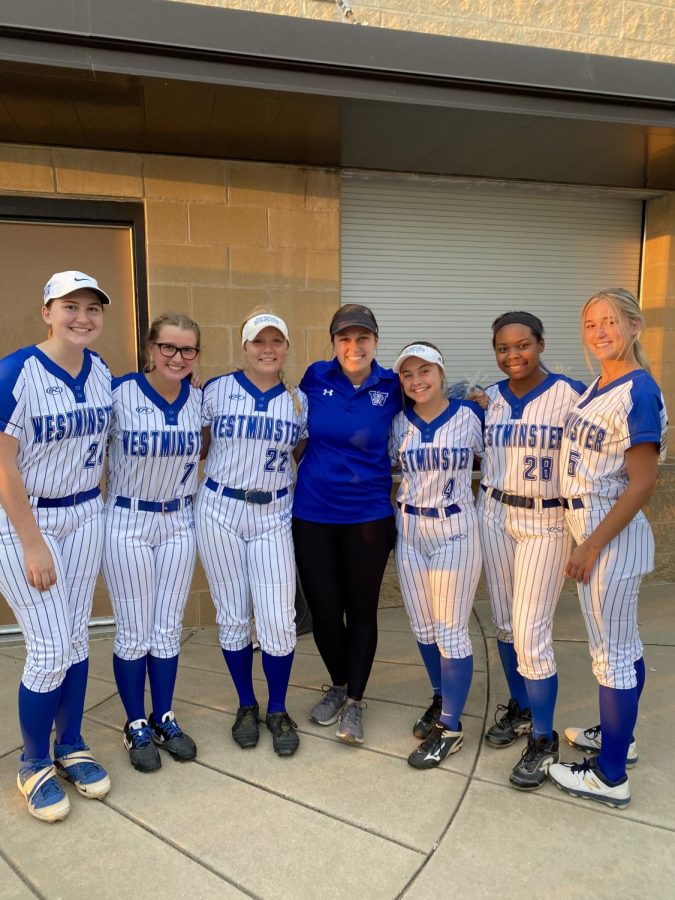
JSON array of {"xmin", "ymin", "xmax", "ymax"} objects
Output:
[{"xmin": 565, "ymin": 541, "xmax": 601, "ymax": 584}]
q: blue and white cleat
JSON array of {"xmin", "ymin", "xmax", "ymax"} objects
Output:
[
  {"xmin": 17, "ymin": 757, "xmax": 71, "ymax": 822},
  {"xmin": 54, "ymin": 740, "xmax": 111, "ymax": 799}
]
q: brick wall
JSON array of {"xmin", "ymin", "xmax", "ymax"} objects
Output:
[
  {"xmin": 173, "ymin": 0, "xmax": 675, "ymax": 64},
  {"xmin": 0, "ymin": 142, "xmax": 340, "ymax": 627}
]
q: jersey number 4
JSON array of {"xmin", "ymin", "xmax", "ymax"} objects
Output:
[{"xmin": 84, "ymin": 442, "xmax": 104, "ymax": 468}]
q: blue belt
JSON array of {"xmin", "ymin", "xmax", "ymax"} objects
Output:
[
  {"xmin": 35, "ymin": 487, "xmax": 101, "ymax": 509},
  {"xmin": 398, "ymin": 501, "xmax": 462, "ymax": 518},
  {"xmin": 562, "ymin": 497, "xmax": 585, "ymax": 510},
  {"xmin": 205, "ymin": 478, "xmax": 288, "ymax": 505},
  {"xmin": 481, "ymin": 484, "xmax": 562, "ymax": 510},
  {"xmin": 115, "ymin": 495, "xmax": 193, "ymax": 514}
]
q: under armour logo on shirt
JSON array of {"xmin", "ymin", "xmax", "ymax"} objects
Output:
[
  {"xmin": 323, "ymin": 389, "xmax": 334, "ymax": 396},
  {"xmin": 369, "ymin": 391, "xmax": 388, "ymax": 407}
]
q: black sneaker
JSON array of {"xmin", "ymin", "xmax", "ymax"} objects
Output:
[
  {"xmin": 485, "ymin": 699, "xmax": 532, "ymax": 748},
  {"xmin": 509, "ymin": 731, "xmax": 559, "ymax": 790},
  {"xmin": 124, "ymin": 719, "xmax": 162, "ymax": 773},
  {"xmin": 232, "ymin": 704, "xmax": 260, "ymax": 749},
  {"xmin": 408, "ymin": 721, "xmax": 463, "ymax": 770},
  {"xmin": 413, "ymin": 694, "xmax": 443, "ymax": 740},
  {"xmin": 266, "ymin": 712, "xmax": 300, "ymax": 756},
  {"xmin": 149, "ymin": 711, "xmax": 197, "ymax": 762}
]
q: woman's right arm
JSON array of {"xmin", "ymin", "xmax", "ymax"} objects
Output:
[{"xmin": 0, "ymin": 432, "xmax": 56, "ymax": 590}]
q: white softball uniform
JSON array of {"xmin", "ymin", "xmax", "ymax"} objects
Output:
[
  {"xmin": 196, "ymin": 372, "xmax": 308, "ymax": 656},
  {"xmin": 478, "ymin": 373, "xmax": 586, "ymax": 680},
  {"xmin": 390, "ymin": 400, "xmax": 483, "ymax": 659},
  {"xmin": 0, "ymin": 346, "xmax": 111, "ymax": 692},
  {"xmin": 102, "ymin": 374, "xmax": 204, "ymax": 660},
  {"xmin": 560, "ymin": 368, "xmax": 668, "ymax": 689}
]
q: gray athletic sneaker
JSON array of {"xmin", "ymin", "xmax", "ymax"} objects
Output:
[
  {"xmin": 309, "ymin": 685, "xmax": 347, "ymax": 726},
  {"xmin": 336, "ymin": 702, "xmax": 365, "ymax": 745}
]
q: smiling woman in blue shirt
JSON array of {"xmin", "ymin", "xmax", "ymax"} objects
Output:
[{"xmin": 293, "ymin": 304, "xmax": 402, "ymax": 745}]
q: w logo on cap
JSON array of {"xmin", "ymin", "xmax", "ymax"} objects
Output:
[{"xmin": 369, "ymin": 391, "xmax": 388, "ymax": 407}]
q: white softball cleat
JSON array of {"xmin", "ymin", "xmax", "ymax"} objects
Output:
[
  {"xmin": 548, "ymin": 758, "xmax": 630, "ymax": 808},
  {"xmin": 564, "ymin": 725, "xmax": 638, "ymax": 767}
]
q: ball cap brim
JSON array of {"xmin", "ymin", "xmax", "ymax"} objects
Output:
[
  {"xmin": 330, "ymin": 309, "xmax": 378, "ymax": 336},
  {"xmin": 43, "ymin": 271, "xmax": 111, "ymax": 306},
  {"xmin": 393, "ymin": 344, "xmax": 445, "ymax": 374},
  {"xmin": 241, "ymin": 313, "xmax": 290, "ymax": 346}
]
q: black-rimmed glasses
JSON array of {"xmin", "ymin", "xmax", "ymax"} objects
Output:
[{"xmin": 153, "ymin": 342, "xmax": 200, "ymax": 360}]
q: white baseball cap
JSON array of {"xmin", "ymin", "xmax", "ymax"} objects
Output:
[
  {"xmin": 393, "ymin": 344, "xmax": 445, "ymax": 374},
  {"xmin": 43, "ymin": 271, "xmax": 111, "ymax": 306},
  {"xmin": 241, "ymin": 313, "xmax": 289, "ymax": 346}
]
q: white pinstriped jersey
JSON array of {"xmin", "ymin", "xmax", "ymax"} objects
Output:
[
  {"xmin": 482, "ymin": 373, "xmax": 586, "ymax": 500},
  {"xmin": 0, "ymin": 346, "xmax": 112, "ymax": 498},
  {"xmin": 106, "ymin": 374, "xmax": 204, "ymax": 501},
  {"xmin": 202, "ymin": 371, "xmax": 308, "ymax": 491},
  {"xmin": 389, "ymin": 400, "xmax": 484, "ymax": 509},
  {"xmin": 560, "ymin": 369, "xmax": 668, "ymax": 500}
]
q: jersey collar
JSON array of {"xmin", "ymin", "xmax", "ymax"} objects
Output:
[
  {"xmin": 137, "ymin": 373, "xmax": 190, "ymax": 426},
  {"xmin": 234, "ymin": 370, "xmax": 285, "ymax": 412},
  {"xmin": 578, "ymin": 369, "xmax": 644, "ymax": 407},
  {"xmin": 405, "ymin": 401, "xmax": 455, "ymax": 442},
  {"xmin": 33, "ymin": 346, "xmax": 93, "ymax": 403},
  {"xmin": 498, "ymin": 372, "xmax": 555, "ymax": 419}
]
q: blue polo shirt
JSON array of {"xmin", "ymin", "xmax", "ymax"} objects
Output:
[{"xmin": 293, "ymin": 358, "xmax": 402, "ymax": 524}]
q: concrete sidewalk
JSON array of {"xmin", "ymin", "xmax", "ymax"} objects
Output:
[{"xmin": 0, "ymin": 583, "xmax": 673, "ymax": 899}]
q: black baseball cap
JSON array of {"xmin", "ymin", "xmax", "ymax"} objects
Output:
[{"xmin": 329, "ymin": 306, "xmax": 378, "ymax": 336}]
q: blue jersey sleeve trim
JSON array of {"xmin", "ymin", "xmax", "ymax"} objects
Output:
[
  {"xmin": 0, "ymin": 347, "xmax": 33, "ymax": 432},
  {"xmin": 111, "ymin": 371, "xmax": 137, "ymax": 391},
  {"xmin": 626, "ymin": 379, "xmax": 664, "ymax": 447}
]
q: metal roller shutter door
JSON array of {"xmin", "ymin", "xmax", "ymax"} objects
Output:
[{"xmin": 341, "ymin": 175, "xmax": 644, "ymax": 386}]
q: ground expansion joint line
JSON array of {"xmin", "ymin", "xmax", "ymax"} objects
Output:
[
  {"xmin": 194, "ymin": 758, "xmax": 428, "ymax": 856},
  {"xmin": 0, "ymin": 844, "xmax": 45, "ymax": 899},
  {"xmin": 396, "ymin": 608, "xmax": 492, "ymax": 898},
  {"xmin": 99, "ymin": 799, "xmax": 263, "ymax": 899}
]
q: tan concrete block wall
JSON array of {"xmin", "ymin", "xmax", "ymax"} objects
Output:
[
  {"xmin": 173, "ymin": 0, "xmax": 675, "ymax": 63},
  {"xmin": 643, "ymin": 191, "xmax": 675, "ymax": 455},
  {"xmin": 0, "ymin": 141, "xmax": 340, "ymax": 628}
]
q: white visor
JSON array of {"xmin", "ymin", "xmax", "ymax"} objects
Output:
[
  {"xmin": 393, "ymin": 344, "xmax": 444, "ymax": 374},
  {"xmin": 241, "ymin": 314, "xmax": 289, "ymax": 346}
]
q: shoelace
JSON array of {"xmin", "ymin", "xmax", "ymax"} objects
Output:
[
  {"xmin": 320, "ymin": 686, "xmax": 346, "ymax": 708},
  {"xmin": 570, "ymin": 759, "xmax": 594, "ymax": 775},
  {"xmin": 492, "ymin": 703, "xmax": 511, "ymax": 726},
  {"xmin": 271, "ymin": 713, "xmax": 298, "ymax": 732},
  {"xmin": 339, "ymin": 703, "xmax": 366, "ymax": 727},
  {"xmin": 159, "ymin": 718, "xmax": 182, "ymax": 740},
  {"xmin": 584, "ymin": 725, "xmax": 602, "ymax": 741},
  {"xmin": 419, "ymin": 722, "xmax": 445, "ymax": 751},
  {"xmin": 66, "ymin": 759, "xmax": 103, "ymax": 780},
  {"xmin": 35, "ymin": 774, "xmax": 63, "ymax": 802},
  {"xmin": 131, "ymin": 724, "xmax": 153, "ymax": 748}
]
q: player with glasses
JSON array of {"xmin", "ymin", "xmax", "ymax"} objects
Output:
[{"xmin": 103, "ymin": 313, "xmax": 204, "ymax": 774}]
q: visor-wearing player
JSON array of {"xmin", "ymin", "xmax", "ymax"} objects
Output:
[
  {"xmin": 196, "ymin": 311, "xmax": 307, "ymax": 757},
  {"xmin": 103, "ymin": 313, "xmax": 202, "ymax": 773},
  {"xmin": 390, "ymin": 343, "xmax": 483, "ymax": 769},
  {"xmin": 549, "ymin": 288, "xmax": 667, "ymax": 808},
  {"xmin": 0, "ymin": 271, "xmax": 113, "ymax": 822}
]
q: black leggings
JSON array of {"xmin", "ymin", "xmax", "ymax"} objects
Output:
[{"xmin": 292, "ymin": 516, "xmax": 396, "ymax": 701}]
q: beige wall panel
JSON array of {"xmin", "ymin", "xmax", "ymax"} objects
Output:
[{"xmin": 172, "ymin": 0, "xmax": 675, "ymax": 62}]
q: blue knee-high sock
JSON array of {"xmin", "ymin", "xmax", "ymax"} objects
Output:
[
  {"xmin": 497, "ymin": 640, "xmax": 529, "ymax": 710},
  {"xmin": 439, "ymin": 655, "xmax": 473, "ymax": 731},
  {"xmin": 222, "ymin": 645, "xmax": 257, "ymax": 708},
  {"xmin": 634, "ymin": 657, "xmax": 646, "ymax": 701},
  {"xmin": 262, "ymin": 650, "xmax": 295, "ymax": 715},
  {"xmin": 54, "ymin": 658, "xmax": 89, "ymax": 745},
  {"xmin": 18, "ymin": 682, "xmax": 61, "ymax": 760},
  {"xmin": 524, "ymin": 674, "xmax": 558, "ymax": 740},
  {"xmin": 113, "ymin": 653, "xmax": 148, "ymax": 723},
  {"xmin": 597, "ymin": 684, "xmax": 638, "ymax": 782},
  {"xmin": 416, "ymin": 641, "xmax": 442, "ymax": 695},
  {"xmin": 147, "ymin": 654, "xmax": 180, "ymax": 721}
]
